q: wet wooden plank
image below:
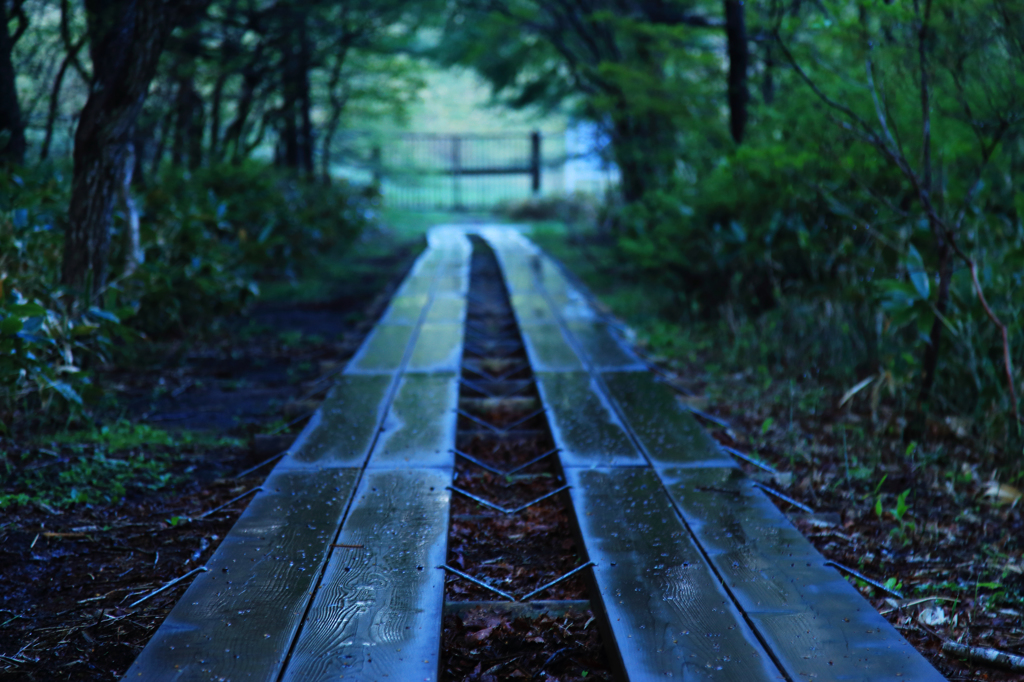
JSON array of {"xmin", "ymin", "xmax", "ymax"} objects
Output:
[
  {"xmin": 123, "ymin": 469, "xmax": 360, "ymax": 682},
  {"xmin": 535, "ymin": 372, "xmax": 644, "ymax": 467},
  {"xmin": 426, "ymin": 293, "xmax": 466, "ymax": 324},
  {"xmin": 660, "ymin": 467, "xmax": 947, "ymax": 682},
  {"xmin": 283, "ymin": 374, "xmax": 391, "ymax": 468},
  {"xmin": 345, "ymin": 324, "xmax": 416, "ymax": 375},
  {"xmin": 602, "ymin": 371, "xmax": 737, "ymax": 469},
  {"xmin": 520, "ymin": 324, "xmax": 584, "ymax": 372},
  {"xmin": 398, "ymin": 273, "xmax": 436, "ymax": 297},
  {"xmin": 408, "ymin": 323, "xmax": 463, "ymax": 373},
  {"xmin": 566, "ymin": 468, "xmax": 783, "ymax": 681},
  {"xmin": 282, "ymin": 469, "xmax": 451, "ymax": 682},
  {"xmin": 381, "ymin": 295, "xmax": 429, "ymax": 325},
  {"xmin": 368, "ymin": 373, "xmax": 458, "ymax": 469},
  {"xmin": 564, "ymin": 320, "xmax": 645, "ymax": 371}
]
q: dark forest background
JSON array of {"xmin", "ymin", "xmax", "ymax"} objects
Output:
[{"xmin": 2, "ymin": 0, "xmax": 1023, "ymax": 462}]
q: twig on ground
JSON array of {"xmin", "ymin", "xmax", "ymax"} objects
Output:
[
  {"xmin": 942, "ymin": 641, "xmax": 1024, "ymax": 672},
  {"xmin": 129, "ymin": 566, "xmax": 209, "ymax": 608},
  {"xmin": 233, "ymin": 450, "xmax": 288, "ymax": 479},
  {"xmin": 825, "ymin": 560, "xmax": 903, "ymax": 598},
  {"xmin": 753, "ymin": 481, "xmax": 813, "ymax": 512},
  {"xmin": 196, "ymin": 487, "xmax": 262, "ymax": 519}
]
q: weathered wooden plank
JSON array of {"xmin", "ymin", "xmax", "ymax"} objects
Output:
[
  {"xmin": 381, "ymin": 295, "xmax": 429, "ymax": 325},
  {"xmin": 566, "ymin": 468, "xmax": 783, "ymax": 681},
  {"xmin": 283, "ymin": 374, "xmax": 391, "ymax": 468},
  {"xmin": 426, "ymin": 293, "xmax": 466, "ymax": 324},
  {"xmin": 368, "ymin": 373, "xmax": 458, "ymax": 469},
  {"xmin": 282, "ymin": 469, "xmax": 451, "ymax": 682},
  {"xmin": 398, "ymin": 274, "xmax": 436, "ymax": 297},
  {"xmin": 345, "ymin": 324, "xmax": 416, "ymax": 375},
  {"xmin": 660, "ymin": 467, "xmax": 947, "ymax": 682},
  {"xmin": 408, "ymin": 323, "xmax": 463, "ymax": 373},
  {"xmin": 535, "ymin": 372, "xmax": 644, "ymax": 468},
  {"xmin": 123, "ymin": 469, "xmax": 360, "ymax": 682},
  {"xmin": 602, "ymin": 371, "xmax": 737, "ymax": 469},
  {"xmin": 564, "ymin": 320, "xmax": 646, "ymax": 371},
  {"xmin": 435, "ymin": 271, "xmax": 468, "ymax": 295},
  {"xmin": 520, "ymin": 324, "xmax": 584, "ymax": 372}
]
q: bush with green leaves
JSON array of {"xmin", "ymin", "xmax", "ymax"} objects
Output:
[
  {"xmin": 123, "ymin": 162, "xmax": 377, "ymax": 337},
  {"xmin": 1, "ymin": 161, "xmax": 378, "ymax": 426},
  {"xmin": 0, "ymin": 166, "xmax": 137, "ymax": 426}
]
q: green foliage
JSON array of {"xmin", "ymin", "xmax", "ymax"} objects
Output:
[
  {"xmin": 0, "ymin": 446, "xmax": 182, "ymax": 509},
  {"xmin": 0, "ymin": 167, "xmax": 136, "ymax": 422},
  {"xmin": 0, "ymin": 162, "xmax": 378, "ymax": 426},
  {"xmin": 124, "ymin": 163, "xmax": 376, "ymax": 338}
]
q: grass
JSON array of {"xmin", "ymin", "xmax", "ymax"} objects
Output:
[
  {"xmin": 44, "ymin": 420, "xmax": 243, "ymax": 451},
  {"xmin": 0, "ymin": 420, "xmax": 247, "ymax": 509}
]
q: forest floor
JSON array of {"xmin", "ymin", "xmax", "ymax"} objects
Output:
[
  {"xmin": 0, "ymin": 227, "xmax": 421, "ymax": 681},
  {"xmin": 532, "ymin": 222, "xmax": 1024, "ymax": 682}
]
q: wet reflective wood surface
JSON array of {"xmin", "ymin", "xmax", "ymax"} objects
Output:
[
  {"xmin": 123, "ymin": 469, "xmax": 360, "ymax": 681},
  {"xmin": 661, "ymin": 467, "xmax": 948, "ymax": 682},
  {"xmin": 536, "ymin": 372, "xmax": 643, "ymax": 468},
  {"xmin": 282, "ymin": 470, "xmax": 451, "ymax": 682},
  {"xmin": 568, "ymin": 468, "xmax": 784, "ymax": 681}
]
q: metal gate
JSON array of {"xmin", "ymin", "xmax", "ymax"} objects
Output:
[{"xmin": 335, "ymin": 131, "xmax": 558, "ymax": 210}]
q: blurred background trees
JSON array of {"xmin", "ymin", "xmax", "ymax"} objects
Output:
[{"xmin": 1, "ymin": 0, "xmax": 1022, "ymax": 453}]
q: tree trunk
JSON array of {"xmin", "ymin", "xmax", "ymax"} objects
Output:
[
  {"xmin": 63, "ymin": 0, "xmax": 206, "ymax": 298},
  {"xmin": 281, "ymin": 41, "xmax": 300, "ymax": 169},
  {"xmin": 40, "ymin": 36, "xmax": 87, "ymax": 161},
  {"xmin": 209, "ymin": 71, "xmax": 228, "ymax": 161},
  {"xmin": 724, "ymin": 0, "xmax": 749, "ymax": 144},
  {"xmin": 762, "ymin": 42, "xmax": 775, "ymax": 105},
  {"xmin": 0, "ymin": 0, "xmax": 26, "ymax": 165},
  {"xmin": 907, "ymin": 238, "xmax": 951, "ymax": 440},
  {"xmin": 120, "ymin": 143, "xmax": 143, "ymax": 276},
  {"xmin": 298, "ymin": 20, "xmax": 314, "ymax": 176},
  {"xmin": 610, "ymin": 110, "xmax": 676, "ymax": 204},
  {"xmin": 320, "ymin": 47, "xmax": 350, "ymax": 184}
]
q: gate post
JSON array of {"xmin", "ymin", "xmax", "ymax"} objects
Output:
[
  {"xmin": 371, "ymin": 144, "xmax": 382, "ymax": 187},
  {"xmin": 452, "ymin": 136, "xmax": 463, "ymax": 210},
  {"xmin": 530, "ymin": 130, "xmax": 541, "ymax": 194}
]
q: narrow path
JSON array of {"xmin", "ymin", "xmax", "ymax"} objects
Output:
[{"xmin": 122, "ymin": 225, "xmax": 946, "ymax": 682}]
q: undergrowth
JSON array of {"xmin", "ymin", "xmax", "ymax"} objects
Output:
[
  {"xmin": 0, "ymin": 162, "xmax": 379, "ymax": 430},
  {"xmin": 0, "ymin": 422, "xmax": 238, "ymax": 510}
]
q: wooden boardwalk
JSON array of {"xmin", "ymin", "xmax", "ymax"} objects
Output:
[{"xmin": 123, "ymin": 226, "xmax": 945, "ymax": 681}]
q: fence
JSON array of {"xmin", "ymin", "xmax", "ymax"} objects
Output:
[{"xmin": 332, "ymin": 131, "xmax": 571, "ymax": 211}]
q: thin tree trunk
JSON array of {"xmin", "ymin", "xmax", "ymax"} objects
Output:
[
  {"xmin": 298, "ymin": 20, "xmax": 314, "ymax": 176},
  {"xmin": 40, "ymin": 36, "xmax": 87, "ymax": 161},
  {"xmin": 762, "ymin": 42, "xmax": 775, "ymax": 104},
  {"xmin": 209, "ymin": 71, "xmax": 228, "ymax": 161},
  {"xmin": 120, "ymin": 143, "xmax": 143, "ymax": 276},
  {"xmin": 281, "ymin": 41, "xmax": 299, "ymax": 169},
  {"xmin": 320, "ymin": 46, "xmax": 350, "ymax": 184},
  {"xmin": 0, "ymin": 0, "xmax": 26, "ymax": 165},
  {"xmin": 724, "ymin": 0, "xmax": 749, "ymax": 144},
  {"xmin": 151, "ymin": 108, "xmax": 172, "ymax": 177}
]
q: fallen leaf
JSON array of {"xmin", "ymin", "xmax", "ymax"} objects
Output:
[
  {"xmin": 466, "ymin": 626, "xmax": 495, "ymax": 643},
  {"xmin": 983, "ymin": 482, "xmax": 1022, "ymax": 505},
  {"xmin": 839, "ymin": 376, "xmax": 874, "ymax": 407},
  {"xmin": 918, "ymin": 606, "xmax": 948, "ymax": 627}
]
